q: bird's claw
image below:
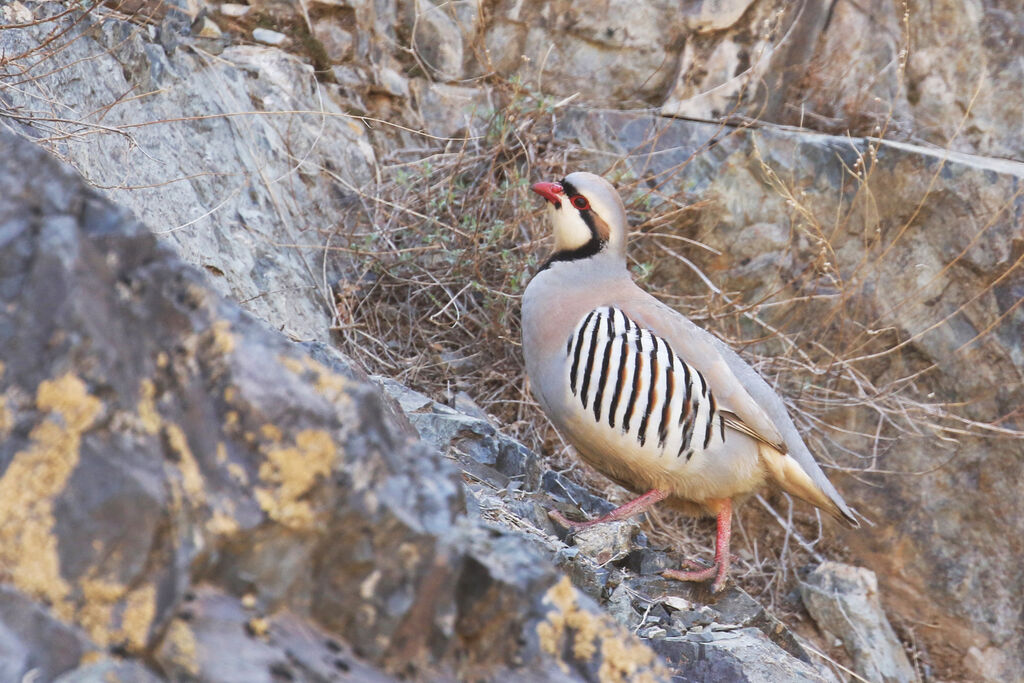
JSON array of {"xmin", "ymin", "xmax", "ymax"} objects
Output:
[
  {"xmin": 662, "ymin": 563, "xmax": 729, "ymax": 593},
  {"xmin": 548, "ymin": 508, "xmax": 597, "ymax": 530}
]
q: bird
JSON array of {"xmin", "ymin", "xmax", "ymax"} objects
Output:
[{"xmin": 521, "ymin": 171, "xmax": 859, "ymax": 592}]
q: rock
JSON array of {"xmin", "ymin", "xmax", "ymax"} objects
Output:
[
  {"xmin": 685, "ymin": 0, "xmax": 757, "ymax": 33},
  {"xmin": 153, "ymin": 586, "xmax": 393, "ymax": 681},
  {"xmin": 800, "ymin": 563, "xmax": 917, "ymax": 683},
  {"xmin": 53, "ymin": 659, "xmax": 165, "ymax": 683},
  {"xmin": 618, "ymin": 548, "xmax": 676, "ymax": 576},
  {"xmin": 219, "ymin": 3, "xmax": 250, "ymax": 18},
  {"xmin": 409, "ymin": 80, "xmax": 493, "ymax": 139},
  {"xmin": 400, "ymin": 0, "xmax": 464, "ymax": 80},
  {"xmin": 0, "ymin": 126, "xmax": 670, "ymax": 682},
  {"xmin": 478, "ymin": 0, "xmax": 686, "ymax": 106},
  {"xmin": 662, "ymin": 1, "xmax": 829, "ymax": 122},
  {"xmin": 1, "ymin": 1, "xmax": 32, "ymax": 23},
  {"xmin": 377, "ymin": 66, "xmax": 411, "ymax": 98},
  {"xmin": 252, "ymin": 27, "xmax": 288, "ymax": 46},
  {"xmin": 569, "ymin": 520, "xmax": 640, "ymax": 566},
  {"xmin": 315, "ymin": 19, "xmax": 355, "ymax": 63},
  {"xmin": 649, "ymin": 628, "xmax": 833, "ymax": 682},
  {"xmin": 472, "ymin": 1, "xmax": 1022, "ymax": 159},
  {"xmin": 197, "ymin": 16, "xmax": 223, "ymax": 39},
  {"xmin": 0, "ymin": 587, "xmax": 94, "ymax": 681},
  {"xmin": 376, "ymin": 377, "xmax": 544, "ymax": 488},
  {"xmin": 0, "ymin": 6, "xmax": 376, "ymax": 345}
]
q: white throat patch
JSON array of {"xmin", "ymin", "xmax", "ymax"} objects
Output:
[{"xmin": 549, "ymin": 201, "xmax": 595, "ymax": 252}]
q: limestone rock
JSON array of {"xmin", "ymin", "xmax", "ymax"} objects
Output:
[
  {"xmin": 0, "ymin": 5, "xmax": 376, "ymax": 344},
  {"xmin": 399, "ymin": 0, "xmax": 465, "ymax": 80},
  {"xmin": 153, "ymin": 587, "xmax": 393, "ymax": 681},
  {"xmin": 253, "ymin": 27, "xmax": 288, "ymax": 46},
  {"xmin": 315, "ymin": 18, "xmax": 356, "ymax": 62},
  {"xmin": 410, "ymin": 80, "xmax": 493, "ymax": 139},
  {"xmin": 800, "ymin": 563, "xmax": 917, "ymax": 683},
  {"xmin": 0, "ymin": 125, "xmax": 670, "ymax": 682},
  {"xmin": 54, "ymin": 659, "xmax": 164, "ymax": 683},
  {"xmin": 478, "ymin": 0, "xmax": 686, "ymax": 106},
  {"xmin": 0, "ymin": 587, "xmax": 94, "ymax": 682},
  {"xmin": 650, "ymin": 628, "xmax": 833, "ymax": 683}
]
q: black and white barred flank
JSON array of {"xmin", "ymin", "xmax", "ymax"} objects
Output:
[{"xmin": 565, "ymin": 306, "xmax": 726, "ymax": 459}]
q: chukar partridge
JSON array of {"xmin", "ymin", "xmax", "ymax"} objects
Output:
[{"xmin": 522, "ymin": 171, "xmax": 859, "ymax": 592}]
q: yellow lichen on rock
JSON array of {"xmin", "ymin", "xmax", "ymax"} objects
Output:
[
  {"xmin": 536, "ymin": 576, "xmax": 664, "ymax": 683},
  {"xmin": 206, "ymin": 509, "xmax": 240, "ymax": 536},
  {"xmin": 260, "ymin": 423, "xmax": 283, "ymax": 443},
  {"xmin": 77, "ymin": 580, "xmax": 156, "ymax": 651},
  {"xmin": 0, "ymin": 373, "xmax": 102, "ymax": 619},
  {"xmin": 120, "ymin": 584, "xmax": 157, "ymax": 651},
  {"xmin": 164, "ymin": 618, "xmax": 200, "ymax": 676},
  {"xmin": 227, "ymin": 461, "xmax": 249, "ymax": 485},
  {"xmin": 255, "ymin": 429, "xmax": 336, "ymax": 529},
  {"xmin": 209, "ymin": 320, "xmax": 236, "ymax": 355},
  {"xmin": 165, "ymin": 423, "xmax": 206, "ymax": 503},
  {"xmin": 78, "ymin": 578, "xmax": 122, "ymax": 645},
  {"xmin": 247, "ymin": 616, "xmax": 270, "ymax": 638},
  {"xmin": 278, "ymin": 354, "xmax": 352, "ymax": 403},
  {"xmin": 0, "ymin": 394, "xmax": 12, "ymax": 440},
  {"xmin": 137, "ymin": 378, "xmax": 160, "ymax": 435}
]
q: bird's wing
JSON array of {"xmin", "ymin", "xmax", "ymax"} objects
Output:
[
  {"xmin": 619, "ymin": 294, "xmax": 786, "ymax": 450},
  {"xmin": 617, "ymin": 291, "xmax": 860, "ymax": 527}
]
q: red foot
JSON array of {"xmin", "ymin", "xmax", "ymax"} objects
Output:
[{"xmin": 661, "ymin": 499, "xmax": 733, "ymax": 593}]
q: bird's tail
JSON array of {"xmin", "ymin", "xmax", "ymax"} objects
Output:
[{"xmin": 758, "ymin": 443, "xmax": 860, "ymax": 527}]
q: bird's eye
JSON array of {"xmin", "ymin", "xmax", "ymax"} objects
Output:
[{"xmin": 571, "ymin": 195, "xmax": 590, "ymax": 210}]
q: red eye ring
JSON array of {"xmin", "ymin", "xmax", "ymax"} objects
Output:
[{"xmin": 571, "ymin": 195, "xmax": 590, "ymax": 210}]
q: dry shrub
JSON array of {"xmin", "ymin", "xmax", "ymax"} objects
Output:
[{"xmin": 328, "ymin": 81, "xmax": 571, "ymax": 450}]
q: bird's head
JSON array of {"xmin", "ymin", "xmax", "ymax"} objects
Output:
[{"xmin": 531, "ymin": 171, "xmax": 627, "ymax": 266}]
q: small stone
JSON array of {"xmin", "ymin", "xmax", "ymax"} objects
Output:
[
  {"xmin": 219, "ymin": 3, "xmax": 250, "ymax": 17},
  {"xmin": 377, "ymin": 67, "xmax": 409, "ymax": 98},
  {"xmin": 662, "ymin": 595, "xmax": 694, "ymax": 612},
  {"xmin": 2, "ymin": 1, "xmax": 32, "ymax": 23},
  {"xmin": 639, "ymin": 626, "xmax": 667, "ymax": 639},
  {"xmin": 247, "ymin": 616, "xmax": 270, "ymax": 638},
  {"xmin": 800, "ymin": 562, "xmax": 916, "ymax": 683},
  {"xmin": 253, "ymin": 28, "xmax": 288, "ymax": 46},
  {"xmin": 618, "ymin": 548, "xmax": 674, "ymax": 575},
  {"xmin": 314, "ymin": 20, "xmax": 354, "ymax": 63},
  {"xmin": 570, "ymin": 520, "xmax": 638, "ymax": 565},
  {"xmin": 197, "ymin": 17, "xmax": 222, "ymax": 38}
]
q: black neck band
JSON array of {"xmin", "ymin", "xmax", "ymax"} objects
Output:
[{"xmin": 538, "ymin": 236, "xmax": 606, "ymax": 271}]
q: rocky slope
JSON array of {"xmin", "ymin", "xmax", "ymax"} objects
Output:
[{"xmin": 2, "ymin": 1, "xmax": 1022, "ymax": 680}]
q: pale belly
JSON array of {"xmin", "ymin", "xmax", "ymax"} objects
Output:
[{"xmin": 556, "ymin": 406, "xmax": 766, "ymax": 506}]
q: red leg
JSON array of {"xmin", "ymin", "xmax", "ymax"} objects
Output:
[
  {"xmin": 549, "ymin": 488, "xmax": 668, "ymax": 529},
  {"xmin": 662, "ymin": 499, "xmax": 733, "ymax": 592}
]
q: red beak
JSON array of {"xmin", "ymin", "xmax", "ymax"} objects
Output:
[{"xmin": 531, "ymin": 181, "xmax": 564, "ymax": 205}]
